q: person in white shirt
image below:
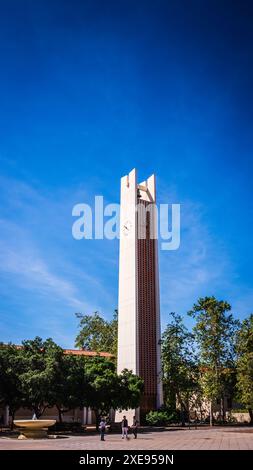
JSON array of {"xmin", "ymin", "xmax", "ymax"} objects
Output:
[{"xmin": 99, "ymin": 418, "xmax": 106, "ymax": 441}]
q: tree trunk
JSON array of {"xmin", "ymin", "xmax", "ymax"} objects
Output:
[
  {"xmin": 209, "ymin": 402, "xmax": 213, "ymax": 426},
  {"xmin": 34, "ymin": 406, "xmax": 43, "ymax": 419},
  {"xmin": 57, "ymin": 406, "xmax": 63, "ymax": 423},
  {"xmin": 220, "ymin": 396, "xmax": 225, "ymax": 424},
  {"xmin": 10, "ymin": 410, "xmax": 15, "ymax": 430},
  {"xmin": 222, "ymin": 397, "xmax": 226, "ymax": 423},
  {"xmin": 248, "ymin": 408, "xmax": 253, "ymax": 424},
  {"xmin": 180, "ymin": 405, "xmax": 185, "ymax": 427},
  {"xmin": 35, "ymin": 405, "xmax": 47, "ymax": 419},
  {"xmin": 176, "ymin": 392, "xmax": 187, "ymax": 426},
  {"xmin": 186, "ymin": 400, "xmax": 190, "ymax": 424},
  {"xmin": 94, "ymin": 410, "xmax": 100, "ymax": 431}
]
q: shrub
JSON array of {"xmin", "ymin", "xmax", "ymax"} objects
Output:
[
  {"xmin": 145, "ymin": 411, "xmax": 170, "ymax": 426},
  {"xmin": 167, "ymin": 409, "xmax": 181, "ymax": 423}
]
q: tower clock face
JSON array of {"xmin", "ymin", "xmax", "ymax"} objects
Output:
[{"xmin": 122, "ymin": 220, "xmax": 132, "ymax": 236}]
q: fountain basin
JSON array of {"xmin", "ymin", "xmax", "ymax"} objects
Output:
[{"xmin": 14, "ymin": 419, "xmax": 56, "ymax": 439}]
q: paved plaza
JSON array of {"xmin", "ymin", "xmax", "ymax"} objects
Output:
[{"xmin": 1, "ymin": 427, "xmax": 253, "ymax": 450}]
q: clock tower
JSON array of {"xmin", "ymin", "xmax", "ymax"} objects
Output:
[{"xmin": 116, "ymin": 168, "xmax": 163, "ymax": 423}]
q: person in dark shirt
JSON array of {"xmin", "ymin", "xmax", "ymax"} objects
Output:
[
  {"xmin": 132, "ymin": 416, "xmax": 139, "ymax": 439},
  {"xmin": 121, "ymin": 416, "xmax": 128, "ymax": 439}
]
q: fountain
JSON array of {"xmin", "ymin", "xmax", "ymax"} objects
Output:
[{"xmin": 14, "ymin": 419, "xmax": 56, "ymax": 439}]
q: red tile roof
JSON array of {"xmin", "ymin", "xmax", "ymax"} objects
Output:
[
  {"xmin": 2, "ymin": 344, "xmax": 113, "ymax": 358},
  {"xmin": 63, "ymin": 349, "xmax": 113, "ymax": 358}
]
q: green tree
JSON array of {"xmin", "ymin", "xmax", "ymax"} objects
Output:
[
  {"xmin": 40, "ymin": 342, "xmax": 89, "ymax": 423},
  {"xmin": 19, "ymin": 337, "xmax": 63, "ymax": 418},
  {"xmin": 0, "ymin": 337, "xmax": 142, "ymax": 428},
  {"xmin": 188, "ymin": 296, "xmax": 239, "ymax": 425},
  {"xmin": 117, "ymin": 369, "xmax": 144, "ymax": 412},
  {"xmin": 84, "ymin": 356, "xmax": 119, "ymax": 428},
  {"xmin": 0, "ymin": 343, "xmax": 25, "ymax": 426},
  {"xmin": 40, "ymin": 340, "xmax": 66, "ymax": 422},
  {"xmin": 75, "ymin": 310, "xmax": 118, "ymax": 356},
  {"xmin": 236, "ymin": 314, "xmax": 253, "ymax": 423},
  {"xmin": 162, "ymin": 312, "xmax": 199, "ymax": 425},
  {"xmin": 51, "ymin": 354, "xmax": 91, "ymax": 423},
  {"xmin": 84, "ymin": 357, "xmax": 143, "ymax": 429}
]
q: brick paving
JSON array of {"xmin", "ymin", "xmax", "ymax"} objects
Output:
[{"xmin": 1, "ymin": 427, "xmax": 253, "ymax": 450}]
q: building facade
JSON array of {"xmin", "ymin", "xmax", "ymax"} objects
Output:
[{"xmin": 116, "ymin": 169, "xmax": 163, "ymax": 423}]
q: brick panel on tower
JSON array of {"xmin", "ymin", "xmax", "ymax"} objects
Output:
[{"xmin": 137, "ymin": 199, "xmax": 157, "ymax": 416}]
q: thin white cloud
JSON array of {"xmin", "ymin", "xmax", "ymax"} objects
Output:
[
  {"xmin": 0, "ymin": 176, "xmax": 114, "ymax": 318},
  {"xmin": 0, "ymin": 244, "xmax": 83, "ymax": 308}
]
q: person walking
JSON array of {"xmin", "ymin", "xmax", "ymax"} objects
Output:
[
  {"xmin": 132, "ymin": 416, "xmax": 138, "ymax": 439},
  {"xmin": 99, "ymin": 418, "xmax": 106, "ymax": 441},
  {"xmin": 121, "ymin": 415, "xmax": 129, "ymax": 439}
]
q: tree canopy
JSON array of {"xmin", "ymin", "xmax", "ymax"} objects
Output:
[
  {"xmin": 162, "ymin": 312, "xmax": 199, "ymax": 423},
  {"xmin": 188, "ymin": 296, "xmax": 239, "ymax": 424},
  {"xmin": 75, "ymin": 310, "xmax": 118, "ymax": 356},
  {"xmin": 236, "ymin": 314, "xmax": 253, "ymax": 423},
  {"xmin": 0, "ymin": 336, "xmax": 142, "ymax": 425},
  {"xmin": 0, "ymin": 343, "xmax": 25, "ymax": 424},
  {"xmin": 1, "ymin": 297, "xmax": 253, "ymax": 426}
]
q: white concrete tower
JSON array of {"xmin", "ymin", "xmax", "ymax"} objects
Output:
[{"xmin": 116, "ymin": 168, "xmax": 163, "ymax": 424}]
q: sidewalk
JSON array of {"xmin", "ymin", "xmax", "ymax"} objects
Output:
[{"xmin": 1, "ymin": 426, "xmax": 253, "ymax": 450}]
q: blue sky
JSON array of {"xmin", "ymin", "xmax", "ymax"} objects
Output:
[{"xmin": 0, "ymin": 0, "xmax": 253, "ymax": 347}]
